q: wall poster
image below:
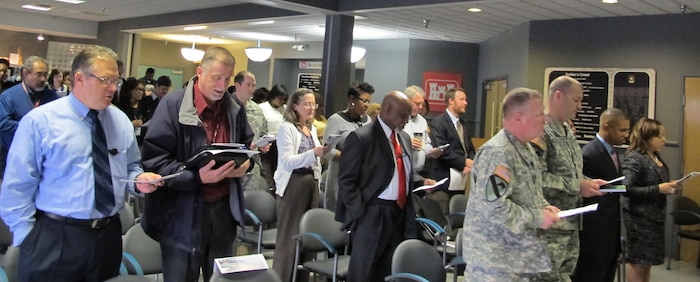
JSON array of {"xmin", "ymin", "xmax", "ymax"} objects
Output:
[
  {"xmin": 423, "ymin": 72, "xmax": 462, "ymax": 113},
  {"xmin": 544, "ymin": 68, "xmax": 655, "ymax": 144},
  {"xmin": 297, "ymin": 73, "xmax": 322, "ymax": 93}
]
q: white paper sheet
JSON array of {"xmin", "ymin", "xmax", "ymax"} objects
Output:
[
  {"xmin": 413, "ymin": 178, "xmax": 448, "ymax": 192},
  {"xmin": 678, "ymin": 171, "xmax": 700, "ymax": 183},
  {"xmin": 603, "ymin": 176, "xmax": 625, "ymax": 185},
  {"xmin": 121, "ymin": 172, "xmax": 183, "ymax": 184},
  {"xmin": 557, "ymin": 203, "xmax": 599, "ymax": 218},
  {"xmin": 448, "ymin": 168, "xmax": 468, "ymax": 191},
  {"xmin": 215, "ymin": 254, "xmax": 269, "ymax": 274}
]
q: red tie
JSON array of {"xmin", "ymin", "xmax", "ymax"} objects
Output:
[{"xmin": 392, "ymin": 131, "xmax": 407, "ymax": 209}]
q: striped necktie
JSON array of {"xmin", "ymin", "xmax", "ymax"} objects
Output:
[{"xmin": 89, "ymin": 110, "xmax": 115, "ymax": 216}]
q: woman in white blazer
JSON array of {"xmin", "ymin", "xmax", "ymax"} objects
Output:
[{"xmin": 272, "ymin": 88, "xmax": 329, "ymax": 282}]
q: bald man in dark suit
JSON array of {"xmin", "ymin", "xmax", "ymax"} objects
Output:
[
  {"xmin": 336, "ymin": 91, "xmax": 417, "ymax": 282},
  {"xmin": 573, "ymin": 108, "xmax": 630, "ymax": 282}
]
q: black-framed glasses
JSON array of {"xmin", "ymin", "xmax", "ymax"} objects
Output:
[
  {"xmin": 88, "ymin": 73, "xmax": 122, "ymax": 88},
  {"xmin": 357, "ymin": 97, "xmax": 371, "ymax": 105}
]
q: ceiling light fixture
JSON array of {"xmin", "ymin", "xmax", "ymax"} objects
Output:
[
  {"xmin": 180, "ymin": 41, "xmax": 205, "ymax": 62},
  {"xmin": 602, "ymin": 0, "xmax": 618, "ymax": 3},
  {"xmin": 351, "ymin": 46, "xmax": 366, "ymax": 63},
  {"xmin": 468, "ymin": 8, "xmax": 482, "ymax": 12},
  {"xmin": 54, "ymin": 0, "xmax": 85, "ymax": 4},
  {"xmin": 184, "ymin": 26, "xmax": 207, "ymax": 31},
  {"xmin": 22, "ymin": 4, "xmax": 52, "ymax": 11},
  {"xmin": 37, "ymin": 34, "xmax": 45, "ymax": 41},
  {"xmin": 245, "ymin": 40, "xmax": 273, "ymax": 62}
]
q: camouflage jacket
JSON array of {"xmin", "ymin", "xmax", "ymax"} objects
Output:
[
  {"xmin": 463, "ymin": 129, "xmax": 551, "ymax": 274},
  {"xmin": 531, "ymin": 115, "xmax": 583, "ymax": 230}
]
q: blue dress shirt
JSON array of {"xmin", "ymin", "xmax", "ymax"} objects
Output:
[{"xmin": 0, "ymin": 94, "xmax": 143, "ymax": 246}]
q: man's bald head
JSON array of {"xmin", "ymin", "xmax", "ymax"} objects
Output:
[
  {"xmin": 380, "ymin": 91, "xmax": 413, "ymax": 129},
  {"xmin": 599, "ymin": 108, "xmax": 630, "ymax": 145}
]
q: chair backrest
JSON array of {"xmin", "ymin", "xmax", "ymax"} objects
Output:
[
  {"xmin": 391, "ymin": 239, "xmax": 446, "ymax": 282},
  {"xmin": 448, "ymin": 195, "xmax": 467, "ymax": 215},
  {"xmin": 243, "ymin": 190, "xmax": 277, "ymax": 226},
  {"xmin": 210, "ymin": 268, "xmax": 282, "ymax": 282},
  {"xmin": 0, "ymin": 221, "xmax": 11, "ymax": 249},
  {"xmin": 0, "ymin": 246, "xmax": 18, "ymax": 282},
  {"xmin": 671, "ymin": 196, "xmax": 700, "ymax": 225},
  {"xmin": 413, "ymin": 195, "xmax": 449, "ymax": 228},
  {"xmin": 123, "ymin": 224, "xmax": 162, "ymax": 275},
  {"xmin": 454, "ymin": 228, "xmax": 463, "ymax": 257},
  {"xmin": 119, "ymin": 204, "xmax": 136, "ymax": 235},
  {"xmin": 298, "ymin": 208, "xmax": 346, "ymax": 252}
]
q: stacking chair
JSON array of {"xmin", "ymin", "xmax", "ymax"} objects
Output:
[
  {"xmin": 238, "ymin": 190, "xmax": 277, "ymax": 257},
  {"xmin": 447, "ymin": 194, "xmax": 467, "ymax": 233},
  {"xmin": 415, "ymin": 217, "xmax": 450, "ymax": 266},
  {"xmin": 666, "ymin": 195, "xmax": 700, "ymax": 269},
  {"xmin": 0, "ymin": 221, "xmax": 11, "ymax": 261},
  {"xmin": 0, "ymin": 246, "xmax": 17, "ymax": 282},
  {"xmin": 122, "ymin": 224, "xmax": 162, "ymax": 276},
  {"xmin": 384, "ymin": 239, "xmax": 446, "ymax": 282},
  {"xmin": 292, "ymin": 208, "xmax": 350, "ymax": 282},
  {"xmin": 445, "ymin": 229, "xmax": 465, "ymax": 282},
  {"xmin": 119, "ymin": 204, "xmax": 136, "ymax": 235}
]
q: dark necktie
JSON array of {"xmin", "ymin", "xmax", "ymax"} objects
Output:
[
  {"xmin": 391, "ymin": 131, "xmax": 407, "ymax": 209},
  {"xmin": 89, "ymin": 110, "xmax": 115, "ymax": 216},
  {"xmin": 611, "ymin": 149, "xmax": 619, "ymax": 171}
]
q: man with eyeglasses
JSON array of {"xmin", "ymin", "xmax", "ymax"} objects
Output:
[
  {"xmin": 0, "ymin": 56, "xmax": 59, "ymax": 179},
  {"xmin": 0, "ymin": 46, "xmax": 162, "ymax": 281}
]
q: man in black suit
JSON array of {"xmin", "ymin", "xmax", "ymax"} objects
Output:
[
  {"xmin": 336, "ymin": 91, "xmax": 417, "ymax": 282},
  {"xmin": 573, "ymin": 108, "xmax": 630, "ymax": 282},
  {"xmin": 428, "ymin": 87, "xmax": 476, "ymax": 210}
]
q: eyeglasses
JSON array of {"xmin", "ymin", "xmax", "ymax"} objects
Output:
[
  {"xmin": 300, "ymin": 103, "xmax": 319, "ymax": 109},
  {"xmin": 88, "ymin": 73, "xmax": 122, "ymax": 88},
  {"xmin": 357, "ymin": 97, "xmax": 371, "ymax": 105}
]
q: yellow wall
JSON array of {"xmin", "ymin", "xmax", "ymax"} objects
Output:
[{"xmin": 136, "ymin": 38, "xmax": 250, "ymax": 87}]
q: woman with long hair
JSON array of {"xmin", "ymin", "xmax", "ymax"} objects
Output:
[
  {"xmin": 117, "ymin": 77, "xmax": 152, "ymax": 145},
  {"xmin": 272, "ymin": 88, "xmax": 329, "ymax": 282},
  {"xmin": 622, "ymin": 118, "xmax": 680, "ymax": 282}
]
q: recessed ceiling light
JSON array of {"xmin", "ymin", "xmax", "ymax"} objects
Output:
[
  {"xmin": 354, "ymin": 15, "xmax": 367, "ymax": 20},
  {"xmin": 248, "ymin": 20, "xmax": 274, "ymax": 26},
  {"xmin": 602, "ymin": 0, "xmax": 618, "ymax": 3},
  {"xmin": 22, "ymin": 4, "xmax": 52, "ymax": 11},
  {"xmin": 184, "ymin": 26, "xmax": 207, "ymax": 31},
  {"xmin": 468, "ymin": 7, "xmax": 482, "ymax": 13},
  {"xmin": 55, "ymin": 0, "xmax": 86, "ymax": 4}
]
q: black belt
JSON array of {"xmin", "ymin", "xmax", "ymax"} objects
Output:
[
  {"xmin": 293, "ymin": 168, "xmax": 314, "ymax": 175},
  {"xmin": 38, "ymin": 210, "xmax": 117, "ymax": 229},
  {"xmin": 369, "ymin": 198, "xmax": 400, "ymax": 207}
]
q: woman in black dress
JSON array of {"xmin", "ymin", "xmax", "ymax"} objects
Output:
[{"xmin": 621, "ymin": 118, "xmax": 680, "ymax": 282}]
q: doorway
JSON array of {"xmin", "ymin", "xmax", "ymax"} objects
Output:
[
  {"xmin": 680, "ymin": 76, "xmax": 700, "ymax": 262},
  {"xmin": 482, "ymin": 78, "xmax": 508, "ymax": 140}
]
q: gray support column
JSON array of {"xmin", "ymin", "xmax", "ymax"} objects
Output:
[{"xmin": 320, "ymin": 14, "xmax": 354, "ymax": 115}]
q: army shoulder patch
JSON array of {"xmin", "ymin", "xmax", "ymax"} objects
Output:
[{"xmin": 486, "ymin": 165, "xmax": 511, "ymax": 202}]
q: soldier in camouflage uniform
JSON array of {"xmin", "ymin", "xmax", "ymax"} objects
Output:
[
  {"xmin": 232, "ymin": 71, "xmax": 271, "ymax": 191},
  {"xmin": 464, "ymin": 87, "xmax": 560, "ymax": 281},
  {"xmin": 530, "ymin": 76, "xmax": 605, "ymax": 282}
]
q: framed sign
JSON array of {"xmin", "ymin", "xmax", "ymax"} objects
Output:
[{"xmin": 545, "ymin": 68, "xmax": 656, "ymax": 144}]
